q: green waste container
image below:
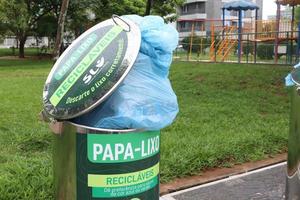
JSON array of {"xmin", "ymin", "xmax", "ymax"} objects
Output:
[
  {"xmin": 51, "ymin": 121, "xmax": 160, "ymax": 200},
  {"xmin": 41, "ymin": 16, "xmax": 162, "ymax": 199}
]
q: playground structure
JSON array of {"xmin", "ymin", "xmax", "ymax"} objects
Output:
[
  {"xmin": 177, "ymin": 0, "xmax": 300, "ymax": 64},
  {"xmin": 210, "ymin": 25, "xmax": 238, "ymax": 62},
  {"xmin": 221, "ymin": 0, "xmax": 259, "ymax": 63}
]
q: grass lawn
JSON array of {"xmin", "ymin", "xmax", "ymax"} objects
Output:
[
  {"xmin": 0, "ymin": 48, "xmax": 51, "ymax": 57},
  {"xmin": 0, "ymin": 59, "xmax": 291, "ymax": 199}
]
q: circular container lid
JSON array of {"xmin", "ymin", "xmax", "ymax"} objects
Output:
[
  {"xmin": 43, "ymin": 16, "xmax": 141, "ymax": 120},
  {"xmin": 291, "ymin": 67, "xmax": 300, "ymax": 86}
]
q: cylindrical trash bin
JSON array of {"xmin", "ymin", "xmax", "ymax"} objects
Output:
[
  {"xmin": 41, "ymin": 15, "xmax": 176, "ymax": 200},
  {"xmin": 286, "ymin": 86, "xmax": 300, "ymax": 200},
  {"xmin": 52, "ymin": 121, "xmax": 160, "ymax": 200}
]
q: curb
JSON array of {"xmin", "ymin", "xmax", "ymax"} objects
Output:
[{"xmin": 160, "ymin": 153, "xmax": 287, "ymax": 195}]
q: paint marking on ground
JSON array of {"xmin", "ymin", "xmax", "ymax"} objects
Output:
[{"xmin": 160, "ymin": 196, "xmax": 177, "ymax": 200}]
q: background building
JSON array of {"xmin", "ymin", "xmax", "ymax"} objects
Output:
[
  {"xmin": 268, "ymin": 6, "xmax": 292, "ymax": 20},
  {"xmin": 177, "ymin": 0, "xmax": 263, "ymax": 38},
  {"xmin": 0, "ymin": 36, "xmax": 49, "ymax": 49}
]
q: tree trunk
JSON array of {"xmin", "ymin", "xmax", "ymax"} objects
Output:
[
  {"xmin": 19, "ymin": 37, "xmax": 27, "ymax": 58},
  {"xmin": 145, "ymin": 0, "xmax": 153, "ymax": 16},
  {"xmin": 53, "ymin": 0, "xmax": 70, "ymax": 60}
]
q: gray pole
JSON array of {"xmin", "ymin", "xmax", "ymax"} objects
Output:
[
  {"xmin": 254, "ymin": 8, "xmax": 258, "ymax": 64},
  {"xmin": 238, "ymin": 10, "xmax": 242, "ymax": 63}
]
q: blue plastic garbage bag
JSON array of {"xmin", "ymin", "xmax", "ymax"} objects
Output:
[
  {"xmin": 285, "ymin": 62, "xmax": 300, "ymax": 86},
  {"xmin": 73, "ymin": 15, "xmax": 179, "ymax": 130}
]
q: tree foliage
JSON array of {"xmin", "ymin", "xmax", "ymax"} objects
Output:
[
  {"xmin": 0, "ymin": 0, "xmax": 184, "ymax": 58},
  {"xmin": 0, "ymin": 0, "xmax": 28, "ymax": 37},
  {"xmin": 257, "ymin": 43, "xmax": 274, "ymax": 60},
  {"xmin": 182, "ymin": 36, "xmax": 214, "ymax": 53},
  {"xmin": 152, "ymin": 0, "xmax": 185, "ymax": 22},
  {"xmin": 0, "ymin": 0, "xmax": 60, "ymax": 57},
  {"xmin": 66, "ymin": 0, "xmax": 97, "ymax": 37},
  {"xmin": 90, "ymin": 0, "xmax": 145, "ymax": 22},
  {"xmin": 35, "ymin": 15, "xmax": 57, "ymax": 39}
]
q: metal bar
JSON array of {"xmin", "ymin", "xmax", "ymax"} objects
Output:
[
  {"xmin": 238, "ymin": 10, "xmax": 242, "ymax": 63},
  {"xmin": 297, "ymin": 23, "xmax": 300, "ymax": 63},
  {"xmin": 275, "ymin": 1, "xmax": 281, "ymax": 64},
  {"xmin": 188, "ymin": 22, "xmax": 195, "ymax": 61},
  {"xmin": 291, "ymin": 5, "xmax": 295, "ymax": 63},
  {"xmin": 286, "ymin": 86, "xmax": 300, "ymax": 200},
  {"xmin": 285, "ymin": 32, "xmax": 290, "ymax": 64},
  {"xmin": 222, "ymin": 8, "xmax": 225, "ymax": 40},
  {"xmin": 247, "ymin": 34, "xmax": 249, "ymax": 64},
  {"xmin": 254, "ymin": 8, "xmax": 258, "ymax": 64}
]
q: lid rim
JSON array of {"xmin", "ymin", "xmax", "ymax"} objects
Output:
[
  {"xmin": 68, "ymin": 121, "xmax": 142, "ymax": 133},
  {"xmin": 42, "ymin": 16, "xmax": 141, "ymax": 120}
]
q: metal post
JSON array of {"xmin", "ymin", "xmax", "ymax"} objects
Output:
[
  {"xmin": 297, "ymin": 23, "xmax": 300, "ymax": 63},
  {"xmin": 275, "ymin": 1, "xmax": 280, "ymax": 64},
  {"xmin": 286, "ymin": 86, "xmax": 300, "ymax": 200},
  {"xmin": 201, "ymin": 24, "xmax": 204, "ymax": 54},
  {"xmin": 188, "ymin": 22, "xmax": 195, "ymax": 61},
  {"xmin": 247, "ymin": 33, "xmax": 249, "ymax": 64},
  {"xmin": 222, "ymin": 8, "xmax": 225, "ymax": 40},
  {"xmin": 254, "ymin": 8, "xmax": 258, "ymax": 64},
  {"xmin": 145, "ymin": 0, "xmax": 153, "ymax": 16},
  {"xmin": 238, "ymin": 10, "xmax": 242, "ymax": 63},
  {"xmin": 214, "ymin": 44, "xmax": 217, "ymax": 63},
  {"xmin": 288, "ymin": 32, "xmax": 291, "ymax": 64},
  {"xmin": 210, "ymin": 22, "xmax": 216, "ymax": 62},
  {"xmin": 291, "ymin": 5, "xmax": 295, "ymax": 63}
]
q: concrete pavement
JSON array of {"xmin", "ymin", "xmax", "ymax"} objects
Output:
[{"xmin": 161, "ymin": 162, "xmax": 286, "ymax": 200}]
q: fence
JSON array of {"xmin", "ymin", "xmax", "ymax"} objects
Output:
[{"xmin": 174, "ymin": 30, "xmax": 300, "ymax": 65}]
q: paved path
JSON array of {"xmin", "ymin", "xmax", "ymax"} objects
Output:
[{"xmin": 161, "ymin": 162, "xmax": 286, "ymax": 200}]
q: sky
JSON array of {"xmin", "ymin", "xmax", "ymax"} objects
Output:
[{"xmin": 262, "ymin": 0, "xmax": 279, "ymax": 19}]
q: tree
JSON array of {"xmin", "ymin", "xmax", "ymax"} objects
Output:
[
  {"xmin": 145, "ymin": 0, "xmax": 185, "ymax": 21},
  {"xmin": 35, "ymin": 15, "xmax": 57, "ymax": 41},
  {"xmin": 53, "ymin": 0, "xmax": 69, "ymax": 60},
  {"xmin": 0, "ymin": 0, "xmax": 59, "ymax": 58},
  {"xmin": 0, "ymin": 0, "xmax": 184, "ymax": 58},
  {"xmin": 145, "ymin": 0, "xmax": 153, "ymax": 15},
  {"xmin": 91, "ymin": 0, "xmax": 184, "ymax": 23},
  {"xmin": 91, "ymin": 0, "xmax": 145, "ymax": 22},
  {"xmin": 66, "ymin": 0, "xmax": 96, "ymax": 38}
]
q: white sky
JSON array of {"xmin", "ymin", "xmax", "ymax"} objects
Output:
[{"xmin": 262, "ymin": 0, "xmax": 280, "ymax": 19}]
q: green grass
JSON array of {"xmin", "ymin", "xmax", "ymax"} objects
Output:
[
  {"xmin": 0, "ymin": 48, "xmax": 50, "ymax": 57},
  {"xmin": 160, "ymin": 62, "xmax": 291, "ymax": 182},
  {"xmin": 0, "ymin": 59, "xmax": 291, "ymax": 199},
  {"xmin": 0, "ymin": 59, "xmax": 53, "ymax": 199}
]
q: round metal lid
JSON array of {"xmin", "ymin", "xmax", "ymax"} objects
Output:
[
  {"xmin": 43, "ymin": 16, "xmax": 141, "ymax": 120},
  {"xmin": 291, "ymin": 67, "xmax": 300, "ymax": 86}
]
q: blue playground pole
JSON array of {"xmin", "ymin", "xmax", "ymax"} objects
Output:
[
  {"xmin": 297, "ymin": 22, "xmax": 300, "ymax": 63},
  {"xmin": 238, "ymin": 10, "xmax": 242, "ymax": 63}
]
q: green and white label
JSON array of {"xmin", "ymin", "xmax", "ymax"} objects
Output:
[
  {"xmin": 49, "ymin": 26, "xmax": 123, "ymax": 106},
  {"xmin": 88, "ymin": 131, "xmax": 160, "ymax": 163},
  {"xmin": 88, "ymin": 163, "xmax": 159, "ymax": 187},
  {"xmin": 76, "ymin": 131, "xmax": 160, "ymax": 199},
  {"xmin": 89, "ymin": 163, "xmax": 159, "ymax": 198}
]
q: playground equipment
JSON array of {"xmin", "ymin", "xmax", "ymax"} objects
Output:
[
  {"xmin": 177, "ymin": 0, "xmax": 300, "ymax": 64},
  {"xmin": 221, "ymin": 0, "xmax": 259, "ymax": 63},
  {"xmin": 210, "ymin": 25, "xmax": 238, "ymax": 62},
  {"xmin": 275, "ymin": 0, "xmax": 300, "ymax": 63}
]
